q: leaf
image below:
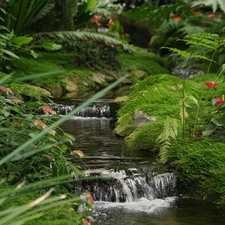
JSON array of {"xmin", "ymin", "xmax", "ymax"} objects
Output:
[
  {"xmin": 192, "ymin": 0, "xmax": 225, "ymax": 13},
  {"xmin": 202, "ymin": 129, "xmax": 215, "ymax": 136},
  {"xmin": 210, "ymin": 117, "xmax": 225, "ymax": 126},
  {"xmin": 1, "ymin": 49, "xmax": 19, "ymax": 59},
  {"xmin": 11, "ymin": 36, "xmax": 33, "ymax": 48},
  {"xmin": 36, "ymin": 31, "xmax": 131, "ymax": 51},
  {"xmin": 41, "ymin": 41, "xmax": 62, "ymax": 51},
  {"xmin": 0, "ymin": 109, "xmax": 11, "ymax": 117}
]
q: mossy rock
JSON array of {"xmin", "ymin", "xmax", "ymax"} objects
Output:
[
  {"xmin": 125, "ymin": 120, "xmax": 164, "ymax": 151},
  {"xmin": 115, "ymin": 74, "xmax": 202, "ymax": 150}
]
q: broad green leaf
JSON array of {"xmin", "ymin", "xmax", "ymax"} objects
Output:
[
  {"xmin": 41, "ymin": 41, "xmax": 62, "ymax": 51},
  {"xmin": 202, "ymin": 129, "xmax": 215, "ymax": 136},
  {"xmin": 211, "ymin": 117, "xmax": 225, "ymax": 126},
  {"xmin": 11, "ymin": 36, "xmax": 33, "ymax": 48}
]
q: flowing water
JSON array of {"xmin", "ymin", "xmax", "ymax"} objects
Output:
[{"xmin": 52, "ymin": 99, "xmax": 225, "ymax": 225}]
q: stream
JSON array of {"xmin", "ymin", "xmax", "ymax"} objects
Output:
[{"xmin": 52, "ymin": 99, "xmax": 225, "ymax": 225}]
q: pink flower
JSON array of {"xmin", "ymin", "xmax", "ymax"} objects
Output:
[
  {"xmin": 208, "ymin": 13, "xmax": 215, "ymax": 19},
  {"xmin": 92, "ymin": 15, "xmax": 102, "ymax": 20},
  {"xmin": 34, "ymin": 119, "xmax": 47, "ymax": 129},
  {"xmin": 82, "ymin": 219, "xmax": 91, "ymax": 225},
  {"xmin": 205, "ymin": 82, "xmax": 218, "ymax": 88},
  {"xmin": 73, "ymin": 150, "xmax": 84, "ymax": 158},
  {"xmin": 42, "ymin": 106, "xmax": 56, "ymax": 115},
  {"xmin": 40, "ymin": 88, "xmax": 51, "ymax": 95},
  {"xmin": 0, "ymin": 86, "xmax": 13, "ymax": 93},
  {"xmin": 86, "ymin": 192, "xmax": 95, "ymax": 204}
]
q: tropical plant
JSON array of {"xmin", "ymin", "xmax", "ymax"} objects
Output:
[
  {"xmin": 191, "ymin": 0, "xmax": 225, "ymax": 13},
  {"xmin": 157, "ymin": 32, "xmax": 225, "ymax": 163},
  {"xmin": 0, "ymin": 70, "xmax": 126, "ymax": 224}
]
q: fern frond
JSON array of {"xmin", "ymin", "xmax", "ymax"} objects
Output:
[
  {"xmin": 166, "ymin": 47, "xmax": 216, "ymax": 63},
  {"xmin": 183, "ymin": 33, "xmax": 222, "ymax": 50},
  {"xmin": 157, "ymin": 117, "xmax": 178, "ymax": 142},
  {"xmin": 192, "ymin": 0, "xmax": 225, "ymax": 13},
  {"xmin": 37, "ymin": 31, "xmax": 131, "ymax": 50},
  {"xmin": 187, "ymin": 95, "xmax": 198, "ymax": 106},
  {"xmin": 158, "ymin": 140, "xmax": 171, "ymax": 164},
  {"xmin": 179, "ymin": 106, "xmax": 189, "ymax": 124}
]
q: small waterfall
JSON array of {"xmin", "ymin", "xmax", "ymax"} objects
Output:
[
  {"xmin": 75, "ymin": 169, "xmax": 176, "ymax": 203},
  {"xmin": 49, "ymin": 103, "xmax": 111, "ymax": 118}
]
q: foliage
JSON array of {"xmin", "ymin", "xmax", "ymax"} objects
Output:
[
  {"xmin": 65, "ymin": 40, "xmax": 121, "ymax": 71},
  {"xmin": 0, "ymin": 71, "xmax": 126, "ymax": 224},
  {"xmin": 118, "ymin": 50, "xmax": 169, "ymax": 79},
  {"xmin": 125, "ymin": 120, "xmax": 164, "ymax": 151},
  {"xmin": 192, "ymin": 0, "xmax": 225, "ymax": 13},
  {"xmin": 36, "ymin": 31, "xmax": 131, "ymax": 51},
  {"xmin": 166, "ymin": 139, "xmax": 225, "ymax": 203},
  {"xmin": 0, "ymin": 0, "xmax": 55, "ymax": 36},
  {"xmin": 157, "ymin": 117, "xmax": 178, "ymax": 163},
  {"xmin": 0, "ymin": 8, "xmax": 19, "ymax": 72}
]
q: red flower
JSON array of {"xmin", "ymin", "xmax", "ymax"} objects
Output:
[
  {"xmin": 205, "ymin": 82, "xmax": 218, "ymax": 88},
  {"xmin": 174, "ymin": 15, "xmax": 181, "ymax": 21},
  {"xmin": 192, "ymin": 11, "xmax": 197, "ymax": 15},
  {"xmin": 208, "ymin": 13, "xmax": 215, "ymax": 18},
  {"xmin": 215, "ymin": 95, "xmax": 224, "ymax": 104},
  {"xmin": 42, "ymin": 106, "xmax": 56, "ymax": 115},
  {"xmin": 95, "ymin": 22, "xmax": 101, "ymax": 28},
  {"xmin": 106, "ymin": 19, "xmax": 115, "ymax": 26},
  {"xmin": 215, "ymin": 98, "xmax": 224, "ymax": 104}
]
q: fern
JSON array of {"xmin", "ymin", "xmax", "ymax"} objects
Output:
[
  {"xmin": 192, "ymin": 0, "xmax": 225, "ymax": 13},
  {"xmin": 166, "ymin": 47, "xmax": 215, "ymax": 63},
  {"xmin": 183, "ymin": 33, "xmax": 223, "ymax": 51},
  {"xmin": 36, "ymin": 31, "xmax": 131, "ymax": 51},
  {"xmin": 157, "ymin": 117, "xmax": 178, "ymax": 163},
  {"xmin": 179, "ymin": 94, "xmax": 198, "ymax": 124}
]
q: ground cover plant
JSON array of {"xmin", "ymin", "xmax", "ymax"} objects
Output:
[{"xmin": 115, "ymin": 31, "xmax": 225, "ymax": 203}]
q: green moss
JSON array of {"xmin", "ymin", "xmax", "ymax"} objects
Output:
[
  {"xmin": 119, "ymin": 50, "xmax": 169, "ymax": 76},
  {"xmin": 11, "ymin": 53, "xmax": 92, "ymax": 90},
  {"xmin": 167, "ymin": 138, "xmax": 225, "ymax": 203},
  {"xmin": 125, "ymin": 120, "xmax": 164, "ymax": 151}
]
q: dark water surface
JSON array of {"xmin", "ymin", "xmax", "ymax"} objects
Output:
[{"xmin": 60, "ymin": 116, "xmax": 225, "ymax": 225}]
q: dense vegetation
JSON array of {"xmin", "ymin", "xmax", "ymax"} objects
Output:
[{"xmin": 1, "ymin": 0, "xmax": 225, "ymax": 224}]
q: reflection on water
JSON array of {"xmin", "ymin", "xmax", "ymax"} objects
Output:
[{"xmin": 60, "ymin": 116, "xmax": 225, "ymax": 225}]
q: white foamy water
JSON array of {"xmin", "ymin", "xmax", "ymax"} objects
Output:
[{"xmin": 93, "ymin": 197, "xmax": 176, "ymax": 213}]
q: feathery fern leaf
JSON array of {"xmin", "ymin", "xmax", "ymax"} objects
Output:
[
  {"xmin": 166, "ymin": 47, "xmax": 216, "ymax": 63},
  {"xmin": 37, "ymin": 31, "xmax": 131, "ymax": 50},
  {"xmin": 157, "ymin": 117, "xmax": 178, "ymax": 163},
  {"xmin": 192, "ymin": 0, "xmax": 225, "ymax": 13},
  {"xmin": 183, "ymin": 33, "xmax": 223, "ymax": 50}
]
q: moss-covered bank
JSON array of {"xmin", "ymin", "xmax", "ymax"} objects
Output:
[
  {"xmin": 11, "ymin": 50, "xmax": 169, "ymax": 98},
  {"xmin": 115, "ymin": 73, "xmax": 225, "ymax": 204}
]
